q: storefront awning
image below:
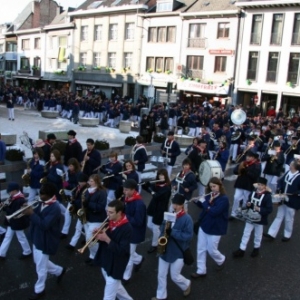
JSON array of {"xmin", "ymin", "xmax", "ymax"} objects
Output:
[{"xmin": 75, "ymin": 80, "xmax": 122, "ymax": 87}]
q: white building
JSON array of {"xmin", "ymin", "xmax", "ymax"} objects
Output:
[{"xmin": 235, "ymin": 0, "xmax": 300, "ymax": 114}]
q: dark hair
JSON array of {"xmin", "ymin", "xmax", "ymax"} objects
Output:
[
  {"xmin": 40, "ymin": 182, "xmax": 57, "ymax": 198},
  {"xmin": 156, "ymin": 168, "xmax": 171, "ymax": 185},
  {"xmin": 205, "ymin": 177, "xmax": 226, "ymax": 195},
  {"xmin": 109, "ymin": 151, "xmax": 118, "ymax": 159},
  {"xmin": 86, "ymin": 138, "xmax": 95, "ymax": 145},
  {"xmin": 123, "ymin": 160, "xmax": 136, "ymax": 171},
  {"xmin": 108, "ymin": 199, "xmax": 125, "ymax": 213},
  {"xmin": 68, "ymin": 158, "xmax": 80, "ymax": 172},
  {"xmin": 182, "ymin": 158, "xmax": 192, "ymax": 166},
  {"xmin": 33, "ymin": 147, "xmax": 44, "ymax": 159},
  {"xmin": 136, "ymin": 135, "xmax": 144, "ymax": 144},
  {"xmin": 51, "ymin": 149, "xmax": 61, "ymax": 162}
]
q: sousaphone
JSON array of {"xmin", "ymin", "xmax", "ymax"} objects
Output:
[{"xmin": 231, "ymin": 109, "xmax": 246, "ymax": 125}]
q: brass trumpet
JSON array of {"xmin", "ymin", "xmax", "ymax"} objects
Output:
[
  {"xmin": 6, "ymin": 200, "xmax": 40, "ymax": 221},
  {"xmin": 0, "ymin": 196, "xmax": 12, "ymax": 212},
  {"xmin": 77, "ymin": 217, "xmax": 109, "ymax": 254}
]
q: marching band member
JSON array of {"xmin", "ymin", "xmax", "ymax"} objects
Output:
[
  {"xmin": 264, "ymin": 160, "xmax": 300, "ymax": 242},
  {"xmin": 161, "ymin": 131, "xmax": 181, "ymax": 178},
  {"xmin": 60, "ymin": 158, "xmax": 82, "ymax": 239},
  {"xmin": 235, "ymin": 136, "xmax": 257, "ymax": 163},
  {"xmin": 123, "ymin": 179, "xmax": 147, "ymax": 283},
  {"xmin": 100, "ymin": 152, "xmax": 122, "ymax": 205},
  {"xmin": 283, "ymin": 136, "xmax": 300, "ymax": 173},
  {"xmin": 27, "ymin": 148, "xmax": 45, "ymax": 204},
  {"xmin": 184, "ymin": 137, "xmax": 198, "ymax": 156},
  {"xmin": 229, "ymin": 125, "xmax": 243, "ymax": 164},
  {"xmin": 94, "ymin": 200, "xmax": 133, "ymax": 300},
  {"xmin": 83, "ymin": 174, "xmax": 107, "ymax": 265},
  {"xmin": 81, "ymin": 138, "xmax": 102, "ymax": 177},
  {"xmin": 46, "ymin": 149, "xmax": 65, "ymax": 215},
  {"xmin": 145, "ymin": 169, "xmax": 171, "ymax": 254},
  {"xmin": 152, "ymin": 194, "xmax": 193, "ymax": 300},
  {"xmin": 66, "ymin": 173, "xmax": 89, "ymax": 250},
  {"xmin": 24, "ymin": 183, "xmax": 66, "ymax": 300},
  {"xmin": 40, "ymin": 133, "xmax": 56, "ymax": 163},
  {"xmin": 215, "ymin": 141, "xmax": 230, "ymax": 173},
  {"xmin": 191, "ymin": 177, "xmax": 229, "ymax": 278},
  {"xmin": 131, "ymin": 135, "xmax": 148, "ymax": 192},
  {"xmin": 0, "ymin": 183, "xmax": 31, "ymax": 260},
  {"xmin": 63, "ymin": 130, "xmax": 83, "ymax": 168},
  {"xmin": 122, "ymin": 160, "xmax": 139, "ymax": 183},
  {"xmin": 171, "ymin": 158, "xmax": 198, "ymax": 212},
  {"xmin": 230, "ymin": 151, "xmax": 261, "ymax": 219},
  {"xmin": 261, "ymin": 141, "xmax": 285, "ymax": 193},
  {"xmin": 233, "ymin": 177, "xmax": 272, "ymax": 258}
]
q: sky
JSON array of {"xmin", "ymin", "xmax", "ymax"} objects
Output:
[{"xmin": 0, "ymin": 0, "xmax": 85, "ymax": 23}]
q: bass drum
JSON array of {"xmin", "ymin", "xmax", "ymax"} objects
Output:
[{"xmin": 198, "ymin": 160, "xmax": 222, "ymax": 186}]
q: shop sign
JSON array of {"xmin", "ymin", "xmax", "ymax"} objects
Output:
[
  {"xmin": 209, "ymin": 49, "xmax": 235, "ymax": 55},
  {"xmin": 177, "ymin": 80, "xmax": 229, "ymax": 95}
]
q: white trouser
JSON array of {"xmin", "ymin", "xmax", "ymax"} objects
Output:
[
  {"xmin": 107, "ymin": 189, "xmax": 116, "ymax": 206},
  {"xmin": 268, "ymin": 204, "xmax": 295, "ymax": 238},
  {"xmin": 166, "ymin": 165, "xmax": 172, "ymax": 179},
  {"xmin": 99, "ymin": 112, "xmax": 104, "ymax": 122},
  {"xmin": 101, "ymin": 268, "xmax": 133, "ymax": 300},
  {"xmin": 229, "ymin": 144, "xmax": 239, "ymax": 161},
  {"xmin": 56, "ymin": 105, "xmax": 62, "ymax": 112},
  {"xmin": 196, "ymin": 228, "xmax": 225, "ymax": 275},
  {"xmin": 0, "ymin": 227, "xmax": 31, "ymax": 257},
  {"xmin": 43, "ymin": 106, "xmax": 49, "ymax": 110},
  {"xmin": 59, "ymin": 203, "xmax": 66, "ymax": 215},
  {"xmin": 105, "ymin": 119, "xmax": 114, "ymax": 127},
  {"xmin": 147, "ymin": 216, "xmax": 160, "ymax": 247},
  {"xmin": 83, "ymin": 221, "xmax": 101, "ymax": 259},
  {"xmin": 198, "ymin": 182, "xmax": 205, "ymax": 198},
  {"xmin": 8, "ymin": 108, "xmax": 14, "ymax": 119},
  {"xmin": 0, "ymin": 226, "xmax": 6, "ymax": 235},
  {"xmin": 188, "ymin": 128, "xmax": 196, "ymax": 137},
  {"xmin": 123, "ymin": 243, "xmax": 142, "ymax": 280},
  {"xmin": 61, "ymin": 203, "xmax": 72, "ymax": 235},
  {"xmin": 240, "ymin": 222, "xmax": 263, "ymax": 250},
  {"xmin": 61, "ymin": 110, "xmax": 68, "ymax": 117},
  {"xmin": 28, "ymin": 187, "xmax": 39, "ymax": 203},
  {"xmin": 69, "ymin": 219, "xmax": 83, "ymax": 247},
  {"xmin": 17, "ymin": 96, "xmax": 23, "ymax": 104},
  {"xmin": 195, "ymin": 127, "xmax": 201, "ymax": 136},
  {"xmin": 156, "ymin": 257, "xmax": 190, "ymax": 300},
  {"xmin": 264, "ymin": 174, "xmax": 278, "ymax": 194},
  {"xmin": 231, "ymin": 189, "xmax": 251, "ymax": 216},
  {"xmin": 49, "ymin": 107, "xmax": 55, "ymax": 111},
  {"xmin": 261, "ymin": 161, "xmax": 266, "ymax": 176},
  {"xmin": 137, "ymin": 171, "xmax": 142, "ymax": 193},
  {"xmin": 33, "ymin": 246, "xmax": 63, "ymax": 293}
]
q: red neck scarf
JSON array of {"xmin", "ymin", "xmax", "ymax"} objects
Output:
[
  {"xmin": 69, "ymin": 138, "xmax": 78, "ymax": 144},
  {"xmin": 176, "ymin": 209, "xmax": 185, "ymax": 219},
  {"xmin": 109, "ymin": 213, "xmax": 129, "ymax": 231},
  {"xmin": 11, "ymin": 192, "xmax": 25, "ymax": 200},
  {"xmin": 50, "ymin": 161, "xmax": 59, "ymax": 167},
  {"xmin": 42, "ymin": 196, "xmax": 57, "ymax": 206},
  {"xmin": 256, "ymin": 189, "xmax": 266, "ymax": 196},
  {"xmin": 125, "ymin": 191, "xmax": 142, "ymax": 203},
  {"xmin": 180, "ymin": 170, "xmax": 190, "ymax": 178},
  {"xmin": 244, "ymin": 159, "xmax": 257, "ymax": 167}
]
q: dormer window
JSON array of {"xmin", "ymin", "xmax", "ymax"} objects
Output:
[{"xmin": 157, "ymin": 0, "xmax": 173, "ymax": 12}]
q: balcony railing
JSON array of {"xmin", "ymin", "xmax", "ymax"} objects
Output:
[
  {"xmin": 246, "ymin": 70, "xmax": 257, "ymax": 81},
  {"xmin": 287, "ymin": 72, "xmax": 298, "ymax": 84},
  {"xmin": 186, "ymin": 69, "xmax": 204, "ymax": 79},
  {"xmin": 250, "ymin": 33, "xmax": 261, "ymax": 45},
  {"xmin": 291, "ymin": 33, "xmax": 300, "ymax": 45},
  {"xmin": 270, "ymin": 33, "xmax": 282, "ymax": 45},
  {"xmin": 266, "ymin": 71, "xmax": 277, "ymax": 82},
  {"xmin": 187, "ymin": 38, "xmax": 206, "ymax": 48}
]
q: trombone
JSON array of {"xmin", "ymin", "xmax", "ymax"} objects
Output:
[
  {"xmin": 6, "ymin": 200, "xmax": 41, "ymax": 221},
  {"xmin": 77, "ymin": 217, "xmax": 109, "ymax": 254}
]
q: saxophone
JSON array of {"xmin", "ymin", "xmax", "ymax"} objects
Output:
[
  {"xmin": 157, "ymin": 221, "xmax": 171, "ymax": 255},
  {"xmin": 77, "ymin": 188, "xmax": 88, "ymax": 224},
  {"xmin": 22, "ymin": 158, "xmax": 33, "ymax": 187}
]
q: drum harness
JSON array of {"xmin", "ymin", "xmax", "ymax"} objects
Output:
[
  {"xmin": 131, "ymin": 144, "xmax": 146, "ymax": 161},
  {"xmin": 163, "ymin": 139, "xmax": 174, "ymax": 166}
]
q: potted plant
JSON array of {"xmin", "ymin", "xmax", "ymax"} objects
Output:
[
  {"xmin": 207, "ymin": 80, "xmax": 213, "ymax": 85},
  {"xmin": 147, "ymin": 68, "xmax": 153, "ymax": 73},
  {"xmin": 156, "ymin": 68, "xmax": 162, "ymax": 73},
  {"xmin": 195, "ymin": 78, "xmax": 201, "ymax": 82},
  {"xmin": 94, "ymin": 140, "xmax": 110, "ymax": 150},
  {"xmin": 54, "ymin": 70, "xmax": 66, "ymax": 75},
  {"xmin": 286, "ymin": 81, "xmax": 293, "ymax": 87},
  {"xmin": 165, "ymin": 70, "xmax": 172, "ymax": 75},
  {"xmin": 246, "ymin": 79, "xmax": 252, "ymax": 85},
  {"xmin": 78, "ymin": 65, "xmax": 86, "ymax": 71},
  {"xmin": 92, "ymin": 66, "xmax": 101, "ymax": 70},
  {"xmin": 153, "ymin": 133, "xmax": 166, "ymax": 143},
  {"xmin": 5, "ymin": 149, "xmax": 26, "ymax": 183},
  {"xmin": 5, "ymin": 149, "xmax": 24, "ymax": 161},
  {"xmin": 124, "ymin": 136, "xmax": 136, "ymax": 146}
]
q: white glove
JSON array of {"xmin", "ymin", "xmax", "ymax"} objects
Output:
[{"xmin": 199, "ymin": 196, "xmax": 205, "ymax": 203}]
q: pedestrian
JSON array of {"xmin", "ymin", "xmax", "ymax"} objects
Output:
[
  {"xmin": 24, "ymin": 182, "xmax": 66, "ymax": 300},
  {"xmin": 191, "ymin": 177, "xmax": 229, "ymax": 278},
  {"xmin": 152, "ymin": 194, "xmax": 193, "ymax": 300},
  {"xmin": 7, "ymin": 95, "xmax": 14, "ymax": 121},
  {"xmin": 94, "ymin": 199, "xmax": 133, "ymax": 300},
  {"xmin": 64, "ymin": 130, "xmax": 83, "ymax": 168},
  {"xmin": 233, "ymin": 177, "xmax": 272, "ymax": 258}
]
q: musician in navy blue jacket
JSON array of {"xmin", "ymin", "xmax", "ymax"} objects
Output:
[
  {"xmin": 123, "ymin": 179, "xmax": 147, "ymax": 282},
  {"xmin": 233, "ymin": 177, "xmax": 273, "ymax": 258},
  {"xmin": 265, "ymin": 160, "xmax": 300, "ymax": 241},
  {"xmin": 192, "ymin": 177, "xmax": 229, "ymax": 278},
  {"xmin": 81, "ymin": 138, "xmax": 102, "ymax": 177},
  {"xmin": 215, "ymin": 141, "xmax": 230, "ymax": 173},
  {"xmin": 100, "ymin": 151, "xmax": 122, "ymax": 204},
  {"xmin": 82, "ymin": 174, "xmax": 107, "ymax": 265},
  {"xmin": 94, "ymin": 200, "xmax": 133, "ymax": 300},
  {"xmin": 153, "ymin": 194, "xmax": 193, "ymax": 299},
  {"xmin": 0, "ymin": 182, "xmax": 31, "ymax": 260},
  {"xmin": 161, "ymin": 131, "xmax": 181, "ymax": 177},
  {"xmin": 24, "ymin": 182, "xmax": 66, "ymax": 300}
]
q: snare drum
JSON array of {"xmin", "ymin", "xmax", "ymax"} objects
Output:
[
  {"xmin": 150, "ymin": 156, "xmax": 159, "ymax": 163},
  {"xmin": 198, "ymin": 160, "xmax": 222, "ymax": 186},
  {"xmin": 272, "ymin": 194, "xmax": 288, "ymax": 203}
]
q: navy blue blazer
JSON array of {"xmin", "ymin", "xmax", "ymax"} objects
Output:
[
  {"xmin": 132, "ymin": 145, "xmax": 148, "ymax": 172},
  {"xmin": 29, "ymin": 160, "xmax": 44, "ymax": 189}
]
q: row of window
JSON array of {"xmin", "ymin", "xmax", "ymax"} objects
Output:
[
  {"xmin": 81, "ymin": 23, "xmax": 135, "ymax": 41},
  {"xmin": 250, "ymin": 13, "xmax": 300, "ymax": 46},
  {"xmin": 247, "ymin": 51, "xmax": 300, "ymax": 84}
]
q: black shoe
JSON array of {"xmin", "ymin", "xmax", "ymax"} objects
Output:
[
  {"xmin": 228, "ymin": 216, "xmax": 235, "ymax": 221},
  {"xmin": 60, "ymin": 233, "xmax": 68, "ymax": 239},
  {"xmin": 250, "ymin": 248, "xmax": 260, "ymax": 258},
  {"xmin": 65, "ymin": 244, "xmax": 75, "ymax": 251},
  {"xmin": 12, "ymin": 119, "xmax": 14, "ymax": 121},
  {"xmin": 28, "ymin": 290, "xmax": 45, "ymax": 300},
  {"xmin": 216, "ymin": 256, "xmax": 226, "ymax": 271},
  {"xmin": 232, "ymin": 249, "xmax": 245, "ymax": 258},
  {"xmin": 19, "ymin": 253, "xmax": 32, "ymax": 260},
  {"xmin": 134, "ymin": 256, "xmax": 145, "ymax": 272},
  {"xmin": 0, "ymin": 256, "xmax": 6, "ymax": 261},
  {"xmin": 57, "ymin": 267, "xmax": 67, "ymax": 283},
  {"xmin": 263, "ymin": 233, "xmax": 275, "ymax": 240},
  {"xmin": 191, "ymin": 272, "xmax": 206, "ymax": 279},
  {"xmin": 282, "ymin": 237, "xmax": 291, "ymax": 242},
  {"xmin": 85, "ymin": 258, "xmax": 94, "ymax": 265},
  {"xmin": 8, "ymin": 118, "xmax": 11, "ymax": 120},
  {"xmin": 147, "ymin": 246, "xmax": 157, "ymax": 254},
  {"xmin": 122, "ymin": 279, "xmax": 131, "ymax": 285}
]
